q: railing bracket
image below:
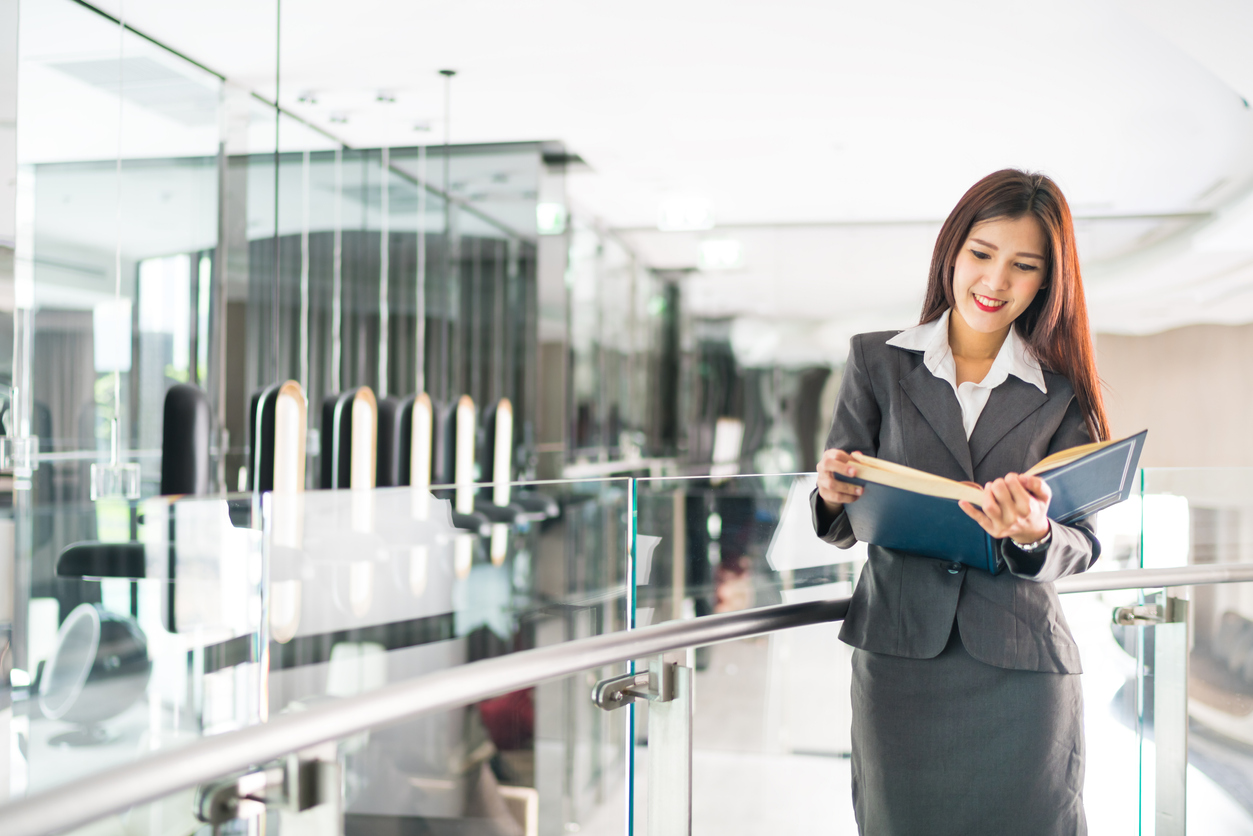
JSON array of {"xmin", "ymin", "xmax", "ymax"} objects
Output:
[
  {"xmin": 194, "ymin": 753, "xmax": 338, "ymax": 832},
  {"xmin": 592, "ymin": 657, "xmax": 676, "ymax": 711},
  {"xmin": 1113, "ymin": 592, "xmax": 1188, "ymax": 626}
]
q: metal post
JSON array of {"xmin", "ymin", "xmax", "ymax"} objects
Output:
[
  {"xmin": 1154, "ymin": 599, "xmax": 1188, "ymax": 836},
  {"xmin": 1115, "ymin": 591, "xmax": 1189, "ymax": 835},
  {"xmin": 646, "ymin": 657, "xmax": 692, "ymax": 836},
  {"xmin": 591, "ymin": 654, "xmax": 693, "ymax": 835}
]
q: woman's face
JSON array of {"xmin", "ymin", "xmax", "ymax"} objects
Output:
[{"xmin": 950, "ymin": 215, "xmax": 1048, "ymax": 334}]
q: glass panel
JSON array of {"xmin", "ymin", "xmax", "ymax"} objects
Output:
[
  {"xmin": 565, "ymin": 219, "xmax": 669, "ymax": 464},
  {"xmin": 631, "ymin": 472, "xmax": 859, "ymax": 834},
  {"xmin": 1138, "ymin": 468, "xmax": 1253, "ymax": 834},
  {"xmin": 629, "ymin": 471, "xmax": 1166, "ymax": 835},
  {"xmin": 633, "ymin": 472, "xmax": 857, "ymax": 628},
  {"xmin": 267, "ymin": 478, "xmax": 631, "ymax": 834},
  {"xmin": 17, "ymin": 0, "xmax": 226, "ymax": 495},
  {"xmin": 14, "ymin": 492, "xmax": 265, "ymax": 795}
]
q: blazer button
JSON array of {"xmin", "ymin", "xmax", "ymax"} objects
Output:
[{"xmin": 948, "ymin": 563, "xmax": 961, "ymax": 574}]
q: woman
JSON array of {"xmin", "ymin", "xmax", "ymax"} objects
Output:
[{"xmin": 813, "ymin": 169, "xmax": 1108, "ymax": 836}]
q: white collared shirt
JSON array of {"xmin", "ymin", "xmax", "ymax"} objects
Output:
[{"xmin": 885, "ymin": 309, "xmax": 1047, "ymax": 439}]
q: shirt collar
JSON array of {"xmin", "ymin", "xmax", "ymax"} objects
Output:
[{"xmin": 885, "ymin": 309, "xmax": 1046, "ymax": 394}]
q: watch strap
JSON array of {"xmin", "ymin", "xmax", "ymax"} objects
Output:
[{"xmin": 1013, "ymin": 525, "xmax": 1052, "ymax": 554}]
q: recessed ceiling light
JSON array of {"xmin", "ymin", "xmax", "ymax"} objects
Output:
[
  {"xmin": 296, "ymin": 90, "xmax": 318, "ymax": 105},
  {"xmin": 413, "ymin": 121, "xmax": 432, "ymax": 132},
  {"xmin": 329, "ymin": 113, "xmax": 348, "ymax": 124},
  {"xmin": 376, "ymin": 91, "xmax": 396, "ymax": 103}
]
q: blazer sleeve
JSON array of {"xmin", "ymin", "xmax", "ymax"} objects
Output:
[
  {"xmin": 810, "ymin": 334, "xmax": 882, "ymax": 548},
  {"xmin": 999, "ymin": 394, "xmax": 1103, "ymax": 582}
]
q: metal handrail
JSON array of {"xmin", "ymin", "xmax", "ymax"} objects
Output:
[
  {"xmin": 1054, "ymin": 562, "xmax": 1253, "ymax": 593},
  {"xmin": 5, "ymin": 561, "xmax": 1253, "ymax": 836}
]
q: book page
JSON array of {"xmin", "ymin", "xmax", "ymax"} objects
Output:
[
  {"xmin": 848, "ymin": 453, "xmax": 986, "ymax": 505},
  {"xmin": 1024, "ymin": 438, "xmax": 1122, "ymax": 476}
]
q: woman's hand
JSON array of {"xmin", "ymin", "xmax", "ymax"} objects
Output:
[
  {"xmin": 958, "ymin": 473, "xmax": 1052, "ymax": 544},
  {"xmin": 816, "ymin": 448, "xmax": 864, "ymax": 513}
]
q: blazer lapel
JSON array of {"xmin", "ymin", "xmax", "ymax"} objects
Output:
[
  {"xmin": 968, "ymin": 377, "xmax": 1048, "ymax": 471},
  {"xmin": 899, "ymin": 359, "xmax": 974, "ymax": 480}
]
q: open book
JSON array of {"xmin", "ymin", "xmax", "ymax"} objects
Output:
[{"xmin": 830, "ymin": 430, "xmax": 1147, "ymax": 574}]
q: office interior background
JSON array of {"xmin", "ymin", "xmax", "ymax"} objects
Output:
[{"xmin": 3, "ymin": 0, "xmax": 1253, "ymax": 834}]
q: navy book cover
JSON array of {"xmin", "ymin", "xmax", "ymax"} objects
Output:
[{"xmin": 834, "ymin": 430, "xmax": 1147, "ymax": 574}]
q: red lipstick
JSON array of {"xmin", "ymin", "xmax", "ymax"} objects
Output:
[{"xmin": 973, "ymin": 294, "xmax": 1007, "ymax": 313}]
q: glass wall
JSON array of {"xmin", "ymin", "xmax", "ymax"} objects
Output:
[
  {"xmin": 566, "ymin": 219, "xmax": 675, "ymax": 463},
  {"xmin": 3, "ymin": 1, "xmax": 672, "ymax": 831}
]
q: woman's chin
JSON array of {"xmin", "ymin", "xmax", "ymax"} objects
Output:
[{"xmin": 956, "ymin": 304, "xmax": 1014, "ymax": 332}]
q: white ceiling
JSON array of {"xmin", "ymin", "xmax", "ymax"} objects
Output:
[{"xmin": 19, "ymin": 0, "xmax": 1253, "ymax": 349}]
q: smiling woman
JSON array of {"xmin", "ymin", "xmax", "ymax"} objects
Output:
[
  {"xmin": 948, "ymin": 215, "xmax": 1048, "ymax": 386},
  {"xmin": 814, "ymin": 169, "xmax": 1112, "ymax": 835},
  {"xmin": 921, "ymin": 169, "xmax": 1110, "ymax": 443}
]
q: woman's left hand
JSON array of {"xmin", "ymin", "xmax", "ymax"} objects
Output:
[{"xmin": 958, "ymin": 473, "xmax": 1052, "ymax": 545}]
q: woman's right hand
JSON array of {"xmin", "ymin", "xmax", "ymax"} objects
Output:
[{"xmin": 816, "ymin": 448, "xmax": 864, "ymax": 513}]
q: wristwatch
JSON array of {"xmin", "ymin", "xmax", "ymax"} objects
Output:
[{"xmin": 1014, "ymin": 525, "xmax": 1052, "ymax": 554}]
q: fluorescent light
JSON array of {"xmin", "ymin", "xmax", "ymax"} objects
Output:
[
  {"xmin": 698, "ymin": 238, "xmax": 744, "ymax": 270},
  {"xmin": 658, "ymin": 195, "xmax": 714, "ymax": 231}
]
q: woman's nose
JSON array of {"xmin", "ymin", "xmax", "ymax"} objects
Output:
[{"xmin": 985, "ymin": 263, "xmax": 1012, "ymax": 290}]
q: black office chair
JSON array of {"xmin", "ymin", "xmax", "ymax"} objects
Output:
[
  {"xmin": 160, "ymin": 383, "xmax": 213, "ymax": 497},
  {"xmin": 377, "ymin": 394, "xmax": 416, "ymax": 488}
]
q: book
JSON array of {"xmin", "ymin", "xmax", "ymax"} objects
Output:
[{"xmin": 831, "ymin": 430, "xmax": 1147, "ymax": 574}]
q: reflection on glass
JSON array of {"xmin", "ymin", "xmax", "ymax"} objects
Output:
[
  {"xmin": 261, "ymin": 479, "xmax": 629, "ymax": 832},
  {"xmin": 1136, "ymin": 469, "xmax": 1253, "ymax": 831},
  {"xmin": 16, "ymin": 493, "xmax": 266, "ymax": 795}
]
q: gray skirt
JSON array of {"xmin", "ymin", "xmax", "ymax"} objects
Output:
[{"xmin": 851, "ymin": 625, "xmax": 1086, "ymax": 836}]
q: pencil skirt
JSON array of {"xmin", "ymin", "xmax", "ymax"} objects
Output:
[{"xmin": 850, "ymin": 625, "xmax": 1086, "ymax": 836}]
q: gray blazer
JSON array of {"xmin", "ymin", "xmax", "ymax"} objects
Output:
[{"xmin": 811, "ymin": 330, "xmax": 1100, "ymax": 674}]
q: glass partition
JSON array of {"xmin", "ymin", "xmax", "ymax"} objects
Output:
[
  {"xmin": 1135, "ymin": 468, "xmax": 1253, "ymax": 834},
  {"xmin": 626, "ymin": 470, "xmax": 1252, "ymax": 835},
  {"xmin": 9, "ymin": 476, "xmax": 634, "ymax": 834},
  {"xmin": 632, "ymin": 472, "xmax": 858, "ymax": 627},
  {"xmin": 264, "ymin": 478, "xmax": 632, "ymax": 835},
  {"xmin": 14, "ymin": 492, "xmax": 265, "ymax": 797},
  {"xmin": 628, "ymin": 472, "xmax": 859, "ymax": 834}
]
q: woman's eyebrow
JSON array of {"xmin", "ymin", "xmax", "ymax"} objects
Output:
[{"xmin": 970, "ymin": 237, "xmax": 1044, "ymax": 259}]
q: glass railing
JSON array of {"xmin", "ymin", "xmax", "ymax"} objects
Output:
[
  {"xmin": 8, "ymin": 468, "xmax": 1253, "ymax": 836},
  {"xmin": 264, "ymin": 478, "xmax": 632, "ymax": 835},
  {"xmin": 6, "ymin": 476, "xmax": 635, "ymax": 836},
  {"xmin": 629, "ymin": 472, "xmax": 859, "ymax": 835},
  {"xmin": 1135, "ymin": 468, "xmax": 1253, "ymax": 834},
  {"xmin": 622, "ymin": 468, "xmax": 1253, "ymax": 835},
  {"xmin": 13, "ymin": 492, "xmax": 266, "ymax": 804}
]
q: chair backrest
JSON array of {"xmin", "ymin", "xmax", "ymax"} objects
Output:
[
  {"xmin": 376, "ymin": 394, "xmax": 415, "ymax": 488},
  {"xmin": 319, "ymin": 386, "xmax": 377, "ymax": 489},
  {"xmin": 160, "ymin": 383, "xmax": 213, "ymax": 496},
  {"xmin": 249, "ymin": 381, "xmax": 307, "ymax": 494}
]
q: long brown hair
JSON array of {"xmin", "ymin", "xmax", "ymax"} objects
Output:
[{"xmin": 919, "ymin": 169, "xmax": 1110, "ymax": 441}]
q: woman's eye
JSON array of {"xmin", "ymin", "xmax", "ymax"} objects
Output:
[
  {"xmin": 971, "ymin": 249, "xmax": 990, "ymax": 260},
  {"xmin": 1015, "ymin": 263, "xmax": 1038, "ymax": 272}
]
